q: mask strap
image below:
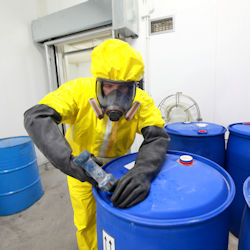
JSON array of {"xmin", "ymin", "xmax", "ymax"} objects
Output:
[
  {"xmin": 89, "ymin": 98, "xmax": 104, "ymax": 119},
  {"xmin": 125, "ymin": 101, "xmax": 141, "ymax": 121}
]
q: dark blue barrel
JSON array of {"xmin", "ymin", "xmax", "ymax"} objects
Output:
[
  {"xmin": 164, "ymin": 122, "xmax": 226, "ymax": 167},
  {"xmin": 93, "ymin": 151, "xmax": 235, "ymax": 250},
  {"xmin": 0, "ymin": 136, "xmax": 43, "ymax": 216},
  {"xmin": 226, "ymin": 122, "xmax": 250, "ymax": 237},
  {"xmin": 238, "ymin": 177, "xmax": 250, "ymax": 250}
]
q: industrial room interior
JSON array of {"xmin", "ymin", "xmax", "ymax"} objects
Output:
[{"xmin": 1, "ymin": 0, "xmax": 250, "ymax": 249}]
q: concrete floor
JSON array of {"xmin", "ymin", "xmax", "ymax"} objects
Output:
[
  {"xmin": 0, "ymin": 164, "xmax": 239, "ymax": 250},
  {"xmin": 0, "ymin": 164, "xmax": 78, "ymax": 250}
]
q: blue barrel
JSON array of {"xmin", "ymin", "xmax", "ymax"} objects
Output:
[
  {"xmin": 93, "ymin": 151, "xmax": 235, "ymax": 250},
  {"xmin": 226, "ymin": 122, "xmax": 250, "ymax": 237},
  {"xmin": 0, "ymin": 136, "xmax": 43, "ymax": 216},
  {"xmin": 238, "ymin": 177, "xmax": 250, "ymax": 250},
  {"xmin": 164, "ymin": 122, "xmax": 226, "ymax": 166}
]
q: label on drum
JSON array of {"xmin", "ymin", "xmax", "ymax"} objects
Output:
[
  {"xmin": 124, "ymin": 161, "xmax": 135, "ymax": 170},
  {"xmin": 103, "ymin": 230, "xmax": 115, "ymax": 250}
]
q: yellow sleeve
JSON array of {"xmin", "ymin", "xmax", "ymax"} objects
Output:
[
  {"xmin": 136, "ymin": 89, "xmax": 165, "ymax": 134},
  {"xmin": 39, "ymin": 80, "xmax": 80, "ymax": 124}
]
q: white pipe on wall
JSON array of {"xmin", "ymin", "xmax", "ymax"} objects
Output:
[{"xmin": 141, "ymin": 0, "xmax": 154, "ymax": 96}]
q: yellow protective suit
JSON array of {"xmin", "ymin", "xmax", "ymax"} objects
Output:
[{"xmin": 39, "ymin": 39, "xmax": 164, "ymax": 250}]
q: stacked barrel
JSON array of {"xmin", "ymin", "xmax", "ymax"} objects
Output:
[
  {"xmin": 93, "ymin": 151, "xmax": 235, "ymax": 250},
  {"xmin": 164, "ymin": 121, "xmax": 250, "ymax": 245},
  {"xmin": 226, "ymin": 123, "xmax": 250, "ymax": 238},
  {"xmin": 238, "ymin": 177, "xmax": 250, "ymax": 250},
  {"xmin": 0, "ymin": 136, "xmax": 43, "ymax": 216},
  {"xmin": 164, "ymin": 122, "xmax": 226, "ymax": 167}
]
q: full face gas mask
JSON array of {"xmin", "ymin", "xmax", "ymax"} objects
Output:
[{"xmin": 96, "ymin": 78, "xmax": 137, "ymax": 121}]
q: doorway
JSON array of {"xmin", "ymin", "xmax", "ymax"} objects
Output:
[
  {"xmin": 43, "ymin": 27, "xmax": 113, "ymax": 133},
  {"xmin": 54, "ymin": 29, "xmax": 113, "ymax": 85}
]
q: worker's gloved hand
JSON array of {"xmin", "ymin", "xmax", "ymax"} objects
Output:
[
  {"xmin": 69, "ymin": 158, "xmax": 98, "ymax": 187},
  {"xmin": 110, "ymin": 168, "xmax": 151, "ymax": 208},
  {"xmin": 24, "ymin": 104, "xmax": 98, "ymax": 186},
  {"xmin": 111, "ymin": 126, "xmax": 170, "ymax": 209},
  {"xmin": 72, "ymin": 152, "xmax": 103, "ymax": 187}
]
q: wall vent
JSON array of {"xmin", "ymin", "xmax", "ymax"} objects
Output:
[{"xmin": 150, "ymin": 16, "xmax": 174, "ymax": 35}]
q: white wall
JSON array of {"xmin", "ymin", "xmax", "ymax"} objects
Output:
[
  {"xmin": 0, "ymin": 0, "xmax": 86, "ymax": 164},
  {"xmin": 215, "ymin": 0, "xmax": 250, "ymax": 126},
  {"xmin": 132, "ymin": 0, "xmax": 250, "ymax": 129},
  {"xmin": 0, "ymin": 0, "xmax": 48, "ymax": 139}
]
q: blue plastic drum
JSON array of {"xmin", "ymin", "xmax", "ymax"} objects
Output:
[
  {"xmin": 238, "ymin": 177, "xmax": 250, "ymax": 250},
  {"xmin": 226, "ymin": 122, "xmax": 250, "ymax": 237},
  {"xmin": 93, "ymin": 151, "xmax": 235, "ymax": 250},
  {"xmin": 164, "ymin": 122, "xmax": 227, "ymax": 167},
  {"xmin": 0, "ymin": 136, "xmax": 43, "ymax": 216}
]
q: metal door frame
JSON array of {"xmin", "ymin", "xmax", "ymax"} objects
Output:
[
  {"xmin": 43, "ymin": 25, "xmax": 113, "ymax": 134},
  {"xmin": 43, "ymin": 25, "xmax": 114, "ymax": 93}
]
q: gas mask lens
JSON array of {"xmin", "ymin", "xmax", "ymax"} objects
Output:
[{"xmin": 96, "ymin": 78, "xmax": 136, "ymax": 121}]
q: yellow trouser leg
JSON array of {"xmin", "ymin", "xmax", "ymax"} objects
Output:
[{"xmin": 67, "ymin": 176, "xmax": 97, "ymax": 250}]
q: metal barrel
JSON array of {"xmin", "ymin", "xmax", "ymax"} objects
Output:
[
  {"xmin": 0, "ymin": 136, "xmax": 43, "ymax": 216},
  {"xmin": 226, "ymin": 123, "xmax": 250, "ymax": 237},
  {"xmin": 93, "ymin": 151, "xmax": 235, "ymax": 250},
  {"xmin": 164, "ymin": 122, "xmax": 227, "ymax": 167}
]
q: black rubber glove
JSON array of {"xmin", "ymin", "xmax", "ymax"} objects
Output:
[
  {"xmin": 111, "ymin": 126, "xmax": 170, "ymax": 208},
  {"xmin": 24, "ymin": 104, "xmax": 97, "ymax": 186}
]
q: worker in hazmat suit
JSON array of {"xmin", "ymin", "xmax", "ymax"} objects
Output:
[{"xmin": 24, "ymin": 39, "xmax": 170, "ymax": 250}]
